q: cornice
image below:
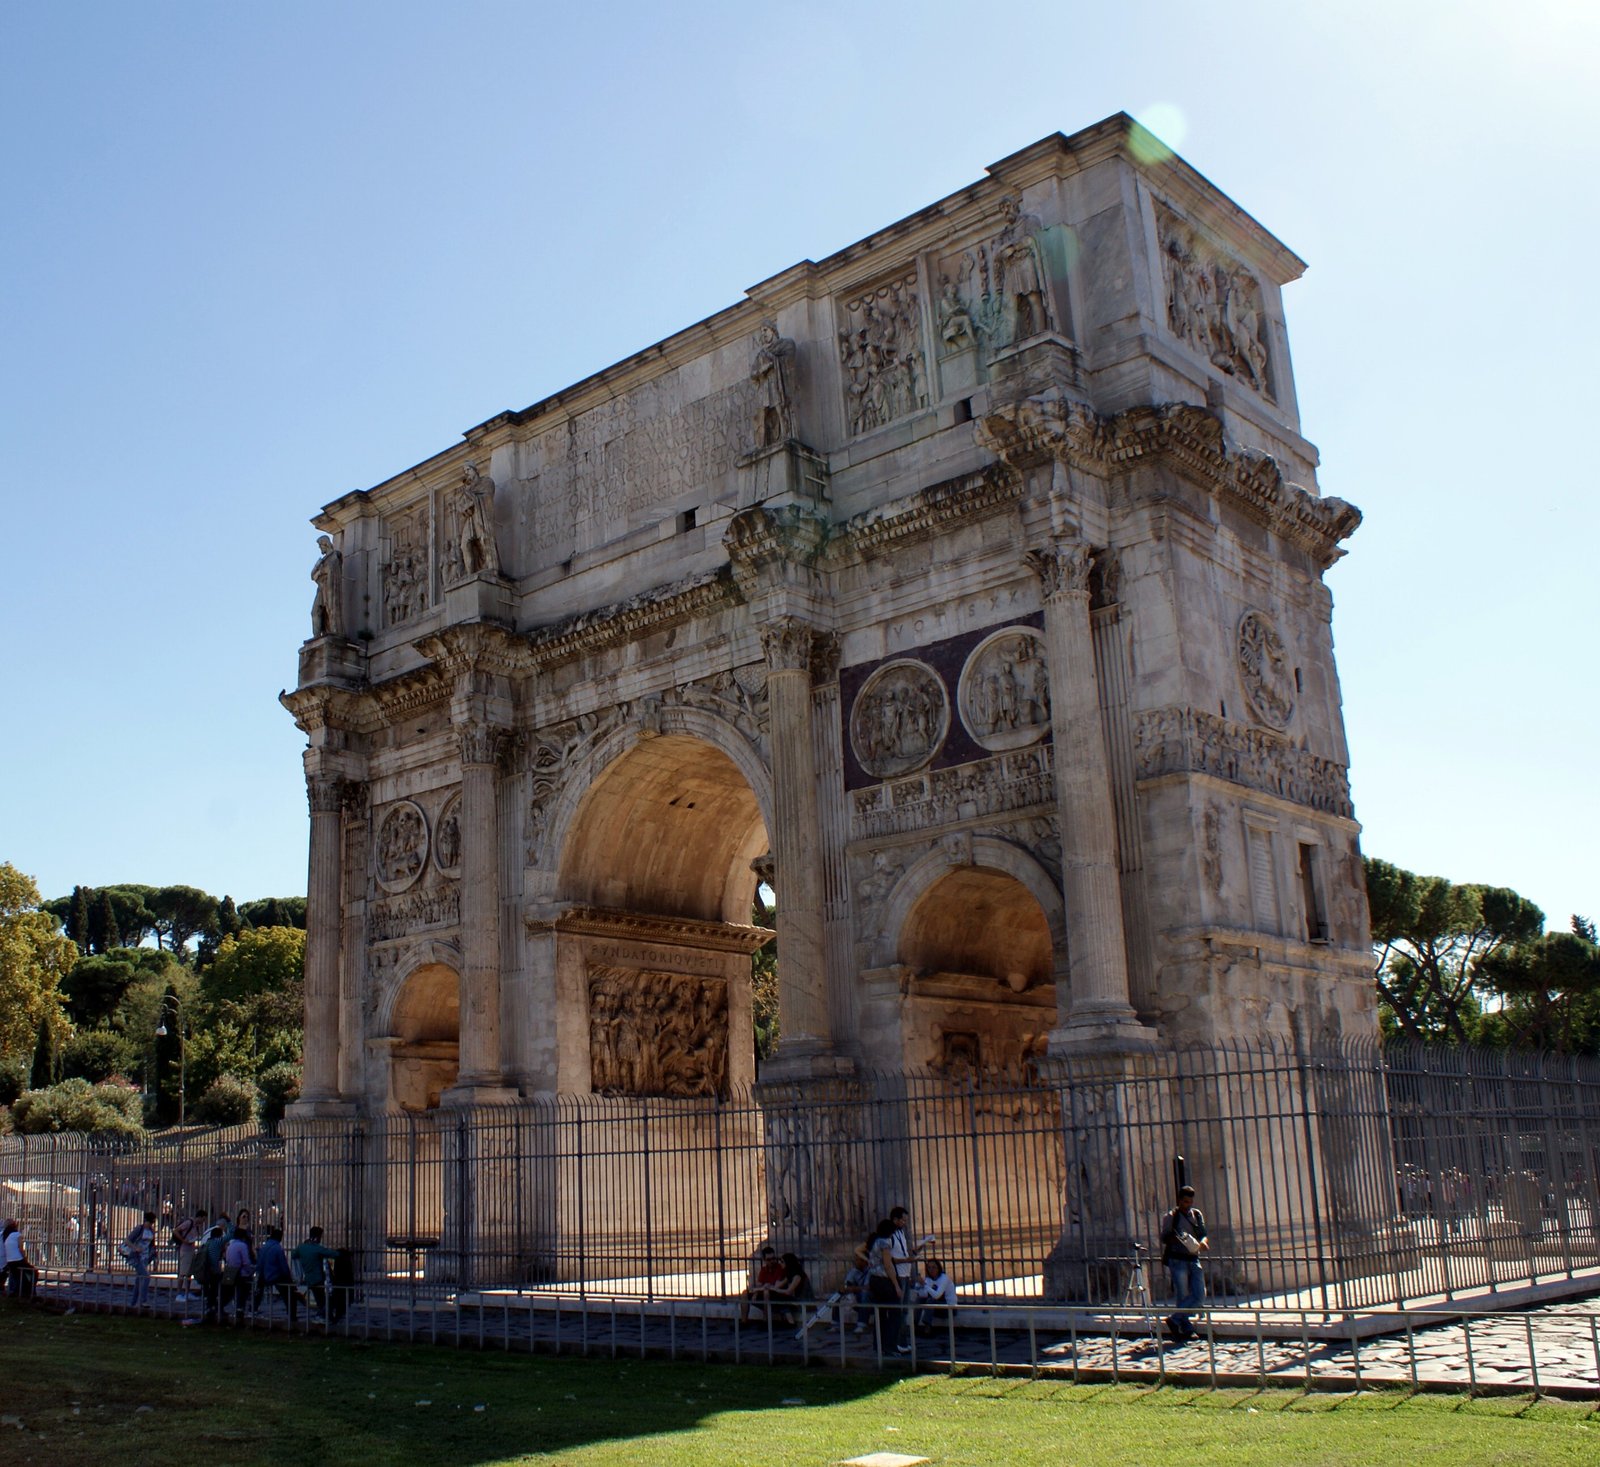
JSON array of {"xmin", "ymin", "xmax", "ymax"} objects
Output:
[
  {"xmin": 524, "ymin": 568, "xmax": 742, "ymax": 670},
  {"xmin": 534, "ymin": 904, "xmax": 776, "ymax": 955},
  {"xmin": 414, "ymin": 622, "xmax": 535, "ymax": 681},
  {"xmin": 825, "ymin": 465, "xmax": 1023, "ymax": 566}
]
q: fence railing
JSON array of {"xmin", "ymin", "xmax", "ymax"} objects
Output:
[{"xmin": 5, "ymin": 1040, "xmax": 1600, "ymax": 1312}]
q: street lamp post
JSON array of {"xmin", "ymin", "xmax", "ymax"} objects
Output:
[{"xmin": 155, "ymin": 995, "xmax": 187, "ymax": 1126}]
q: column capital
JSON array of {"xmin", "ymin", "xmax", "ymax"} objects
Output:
[
  {"xmin": 1025, "ymin": 536, "xmax": 1095, "ymax": 603},
  {"xmin": 759, "ymin": 616, "xmax": 825, "ymax": 675},
  {"xmin": 457, "ymin": 718, "xmax": 514, "ymax": 768},
  {"xmin": 306, "ymin": 773, "xmax": 347, "ymax": 814}
]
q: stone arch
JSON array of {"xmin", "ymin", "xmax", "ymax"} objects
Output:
[
  {"xmin": 382, "ymin": 947, "xmax": 462, "ymax": 1112},
  {"xmin": 374, "ymin": 939, "xmax": 463, "ymax": 1037},
  {"xmin": 537, "ymin": 704, "xmax": 774, "ymax": 887},
  {"xmin": 873, "ymin": 836, "xmax": 1067, "ymax": 975}
]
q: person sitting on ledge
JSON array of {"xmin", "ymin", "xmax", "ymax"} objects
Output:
[{"xmin": 739, "ymin": 1245, "xmax": 785, "ymax": 1324}]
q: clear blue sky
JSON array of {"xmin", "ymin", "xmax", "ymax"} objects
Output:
[{"xmin": 3, "ymin": 1, "xmax": 1595, "ymax": 928}]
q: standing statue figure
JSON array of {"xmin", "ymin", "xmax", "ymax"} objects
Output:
[
  {"xmin": 749, "ymin": 320, "xmax": 797, "ymax": 449},
  {"xmin": 455, "ymin": 462, "xmax": 500, "ymax": 579},
  {"xmin": 994, "ymin": 195, "xmax": 1053, "ymax": 343},
  {"xmin": 310, "ymin": 534, "xmax": 344, "ymax": 638}
]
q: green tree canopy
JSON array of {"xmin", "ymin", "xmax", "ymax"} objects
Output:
[
  {"xmin": 1477, "ymin": 917, "xmax": 1600, "ymax": 1054},
  {"xmin": 60, "ymin": 947, "xmax": 169, "ymax": 1027},
  {"xmin": 239, "ymin": 896, "xmax": 306, "ymax": 931},
  {"xmin": 0, "ymin": 863, "xmax": 76, "ymax": 1059},
  {"xmin": 200, "ymin": 926, "xmax": 305, "ymax": 1007}
]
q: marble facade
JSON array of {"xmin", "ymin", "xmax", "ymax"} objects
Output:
[{"xmin": 282, "ymin": 113, "xmax": 1373, "ymax": 1128}]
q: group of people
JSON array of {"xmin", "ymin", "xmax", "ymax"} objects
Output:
[{"xmin": 120, "ymin": 1206, "xmax": 348, "ymax": 1327}]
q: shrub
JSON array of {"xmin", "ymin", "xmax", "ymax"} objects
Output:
[
  {"xmin": 11, "ymin": 1077, "xmax": 145, "ymax": 1139},
  {"xmin": 59, "ymin": 1029, "xmax": 139, "ymax": 1084},
  {"xmin": 191, "ymin": 1073, "xmax": 258, "ymax": 1127},
  {"xmin": 256, "ymin": 1060, "xmax": 301, "ymax": 1127}
]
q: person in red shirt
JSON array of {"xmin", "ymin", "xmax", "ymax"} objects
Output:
[{"xmin": 739, "ymin": 1245, "xmax": 786, "ymax": 1324}]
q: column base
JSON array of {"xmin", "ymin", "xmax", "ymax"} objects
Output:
[
  {"xmin": 758, "ymin": 1040, "xmax": 856, "ymax": 1084},
  {"xmin": 1046, "ymin": 1009, "xmax": 1161, "ymax": 1057},
  {"xmin": 440, "ymin": 1081, "xmax": 521, "ymax": 1109},
  {"xmin": 284, "ymin": 1097, "xmax": 360, "ymax": 1121}
]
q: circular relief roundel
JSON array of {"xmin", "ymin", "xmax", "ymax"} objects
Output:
[
  {"xmin": 375, "ymin": 799, "xmax": 430, "ymax": 893},
  {"xmin": 957, "ymin": 627, "xmax": 1052, "ymax": 753},
  {"xmin": 1236, "ymin": 610, "xmax": 1295, "ymax": 730},
  {"xmin": 849, "ymin": 659, "xmax": 949, "ymax": 779}
]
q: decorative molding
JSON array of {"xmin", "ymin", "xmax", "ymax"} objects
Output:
[
  {"xmin": 524, "ymin": 569, "xmax": 740, "ymax": 669},
  {"xmin": 1133, "ymin": 706, "xmax": 1352, "ymax": 818},
  {"xmin": 370, "ymin": 885, "xmax": 461, "ymax": 944},
  {"xmin": 726, "ymin": 504, "xmax": 829, "ymax": 592},
  {"xmin": 828, "ymin": 465, "xmax": 1023, "ymax": 565},
  {"xmin": 539, "ymin": 904, "xmax": 775, "ymax": 955},
  {"xmin": 1023, "ymin": 537, "xmax": 1094, "ymax": 603},
  {"xmin": 850, "ymin": 745, "xmax": 1055, "ymax": 840}
]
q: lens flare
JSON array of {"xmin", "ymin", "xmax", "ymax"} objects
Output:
[{"xmin": 1131, "ymin": 103, "xmax": 1187, "ymax": 163}]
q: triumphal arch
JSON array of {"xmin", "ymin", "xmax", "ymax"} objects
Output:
[{"xmin": 282, "ymin": 115, "xmax": 1376, "ymax": 1291}]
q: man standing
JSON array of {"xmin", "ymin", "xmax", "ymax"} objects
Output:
[
  {"xmin": 1159, "ymin": 1184, "xmax": 1209, "ymax": 1342},
  {"xmin": 123, "ymin": 1211, "xmax": 156, "ymax": 1311},
  {"xmin": 887, "ymin": 1206, "xmax": 933, "ymax": 1355}
]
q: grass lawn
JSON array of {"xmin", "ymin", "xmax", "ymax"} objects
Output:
[{"xmin": 1, "ymin": 1308, "xmax": 1596, "ymax": 1466}]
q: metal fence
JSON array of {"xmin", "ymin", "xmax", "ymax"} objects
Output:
[{"xmin": 5, "ymin": 1040, "xmax": 1600, "ymax": 1312}]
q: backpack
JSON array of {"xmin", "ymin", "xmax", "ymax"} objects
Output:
[{"xmin": 117, "ymin": 1225, "xmax": 144, "ymax": 1261}]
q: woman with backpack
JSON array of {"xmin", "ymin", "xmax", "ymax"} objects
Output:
[{"xmin": 122, "ymin": 1211, "xmax": 156, "ymax": 1310}]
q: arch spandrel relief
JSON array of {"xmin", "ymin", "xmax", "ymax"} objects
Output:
[
  {"xmin": 957, "ymin": 627, "xmax": 1052, "ymax": 753},
  {"xmin": 849, "ymin": 659, "xmax": 949, "ymax": 779},
  {"xmin": 433, "ymin": 793, "xmax": 462, "ymax": 878},
  {"xmin": 374, "ymin": 799, "xmax": 430, "ymax": 894}
]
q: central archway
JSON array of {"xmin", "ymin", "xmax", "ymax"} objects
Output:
[{"xmin": 555, "ymin": 733, "xmax": 772, "ymax": 1097}]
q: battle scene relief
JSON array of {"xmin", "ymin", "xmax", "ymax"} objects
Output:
[{"xmin": 587, "ymin": 967, "xmax": 730, "ymax": 1098}]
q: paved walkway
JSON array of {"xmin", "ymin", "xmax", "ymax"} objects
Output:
[{"xmin": 33, "ymin": 1272, "xmax": 1600, "ymax": 1398}]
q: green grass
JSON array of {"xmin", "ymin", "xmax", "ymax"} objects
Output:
[{"xmin": 0, "ymin": 1307, "xmax": 1596, "ymax": 1466}]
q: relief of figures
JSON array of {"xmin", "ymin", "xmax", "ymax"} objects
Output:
[
  {"xmin": 850, "ymin": 660, "xmax": 949, "ymax": 779},
  {"xmin": 749, "ymin": 320, "xmax": 798, "ymax": 449},
  {"xmin": 1236, "ymin": 610, "xmax": 1296, "ymax": 730},
  {"xmin": 375, "ymin": 800, "xmax": 429, "ymax": 893},
  {"xmin": 837, "ymin": 273, "xmax": 927, "ymax": 437},
  {"xmin": 587, "ymin": 967, "xmax": 728, "ymax": 1098},
  {"xmin": 958, "ymin": 628, "xmax": 1052, "ymax": 752},
  {"xmin": 1159, "ymin": 206, "xmax": 1272, "ymax": 395},
  {"xmin": 936, "ymin": 195, "xmax": 1056, "ymax": 359},
  {"xmin": 382, "ymin": 505, "xmax": 431, "ymax": 627},
  {"xmin": 433, "ymin": 794, "xmax": 462, "ymax": 877}
]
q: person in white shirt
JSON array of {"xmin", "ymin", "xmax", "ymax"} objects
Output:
[
  {"xmin": 915, "ymin": 1258, "xmax": 957, "ymax": 1332},
  {"xmin": 1, "ymin": 1219, "xmax": 29, "ymax": 1296}
]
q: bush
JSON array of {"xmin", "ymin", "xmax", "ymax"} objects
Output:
[
  {"xmin": 59, "ymin": 1029, "xmax": 139, "ymax": 1084},
  {"xmin": 256, "ymin": 1060, "xmax": 301, "ymax": 1127},
  {"xmin": 0, "ymin": 1054, "xmax": 27, "ymax": 1107},
  {"xmin": 191, "ymin": 1073, "xmax": 258, "ymax": 1127},
  {"xmin": 11, "ymin": 1077, "xmax": 145, "ymax": 1139}
]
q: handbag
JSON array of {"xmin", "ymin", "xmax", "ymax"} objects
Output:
[{"xmin": 1173, "ymin": 1229, "xmax": 1202, "ymax": 1258}]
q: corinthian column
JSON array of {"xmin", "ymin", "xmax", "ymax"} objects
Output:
[
  {"xmin": 452, "ymin": 718, "xmax": 509, "ymax": 1092},
  {"xmin": 1026, "ymin": 537, "xmax": 1153, "ymax": 1044},
  {"xmin": 759, "ymin": 616, "xmax": 834, "ymax": 1067},
  {"xmin": 301, "ymin": 772, "xmax": 344, "ymax": 1102}
]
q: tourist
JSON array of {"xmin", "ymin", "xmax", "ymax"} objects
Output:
[
  {"xmin": 914, "ymin": 1257, "xmax": 958, "ymax": 1333},
  {"xmin": 862, "ymin": 1218, "xmax": 902, "ymax": 1351},
  {"xmin": 795, "ymin": 1241, "xmax": 871, "ymax": 1339},
  {"xmin": 194, "ymin": 1213, "xmax": 231, "ymax": 1323},
  {"xmin": 172, "ymin": 1207, "xmax": 204, "ymax": 1303},
  {"xmin": 738, "ymin": 1245, "xmax": 786, "ymax": 1325},
  {"xmin": 2, "ymin": 1219, "xmax": 31, "ymax": 1298},
  {"xmin": 887, "ymin": 1205, "xmax": 933, "ymax": 1355},
  {"xmin": 1159, "ymin": 1184, "xmax": 1208, "ymax": 1342},
  {"xmin": 222, "ymin": 1223, "xmax": 256, "ymax": 1323},
  {"xmin": 291, "ymin": 1226, "xmax": 339, "ymax": 1321},
  {"xmin": 254, "ymin": 1226, "xmax": 297, "ymax": 1323},
  {"xmin": 121, "ymin": 1211, "xmax": 157, "ymax": 1310}
]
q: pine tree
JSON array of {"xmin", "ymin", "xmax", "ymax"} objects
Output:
[
  {"xmin": 218, "ymin": 895, "xmax": 243, "ymax": 939},
  {"xmin": 261, "ymin": 897, "xmax": 285, "ymax": 928},
  {"xmin": 30, "ymin": 1015, "xmax": 57, "ymax": 1090},
  {"xmin": 67, "ymin": 885, "xmax": 92, "ymax": 947},
  {"xmin": 89, "ymin": 890, "xmax": 119, "ymax": 954}
]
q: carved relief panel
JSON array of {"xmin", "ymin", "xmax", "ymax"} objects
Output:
[
  {"xmin": 934, "ymin": 195, "xmax": 1059, "ymax": 366},
  {"xmin": 837, "ymin": 270, "xmax": 928, "ymax": 437},
  {"xmin": 587, "ymin": 967, "xmax": 729, "ymax": 1098},
  {"xmin": 849, "ymin": 659, "xmax": 949, "ymax": 779},
  {"xmin": 433, "ymin": 793, "xmax": 462, "ymax": 877},
  {"xmin": 1236, "ymin": 610, "xmax": 1295, "ymax": 730},
  {"xmin": 1157, "ymin": 204, "xmax": 1272, "ymax": 397},
  {"xmin": 381, "ymin": 503, "xmax": 432, "ymax": 628},
  {"xmin": 958, "ymin": 627, "xmax": 1052, "ymax": 752},
  {"xmin": 374, "ymin": 799, "xmax": 429, "ymax": 893}
]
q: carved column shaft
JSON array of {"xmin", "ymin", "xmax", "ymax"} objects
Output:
[
  {"xmin": 456, "ymin": 724, "xmax": 505, "ymax": 1086},
  {"xmin": 1028, "ymin": 539, "xmax": 1139, "ymax": 1026},
  {"xmin": 302, "ymin": 774, "xmax": 344, "ymax": 1102},
  {"xmin": 761, "ymin": 620, "xmax": 832, "ymax": 1053}
]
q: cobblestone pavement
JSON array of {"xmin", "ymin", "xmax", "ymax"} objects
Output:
[{"xmin": 32, "ymin": 1274, "xmax": 1600, "ymax": 1397}]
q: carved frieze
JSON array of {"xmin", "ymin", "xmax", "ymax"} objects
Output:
[
  {"xmin": 526, "ymin": 710, "xmax": 623, "ymax": 866},
  {"xmin": 1158, "ymin": 204, "xmax": 1272, "ymax": 397},
  {"xmin": 851, "ymin": 745, "xmax": 1054, "ymax": 840},
  {"xmin": 381, "ymin": 504, "xmax": 431, "ymax": 628},
  {"xmin": 375, "ymin": 799, "xmax": 429, "ymax": 893},
  {"xmin": 1134, "ymin": 706, "xmax": 1352, "ymax": 818},
  {"xmin": 433, "ymin": 793, "xmax": 462, "ymax": 878},
  {"xmin": 837, "ymin": 271, "xmax": 927, "ymax": 437},
  {"xmin": 936, "ymin": 195, "xmax": 1056, "ymax": 361},
  {"xmin": 850, "ymin": 660, "xmax": 948, "ymax": 779},
  {"xmin": 369, "ymin": 885, "xmax": 461, "ymax": 943},
  {"xmin": 587, "ymin": 967, "xmax": 728, "ymax": 1098},
  {"xmin": 1236, "ymin": 610, "xmax": 1295, "ymax": 730},
  {"xmin": 958, "ymin": 628, "xmax": 1051, "ymax": 752}
]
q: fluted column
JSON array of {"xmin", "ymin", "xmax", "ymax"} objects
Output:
[
  {"xmin": 1026, "ymin": 536, "xmax": 1150, "ymax": 1039},
  {"xmin": 454, "ymin": 719, "xmax": 507, "ymax": 1088},
  {"xmin": 760, "ymin": 617, "xmax": 833, "ymax": 1062},
  {"xmin": 301, "ymin": 772, "xmax": 345, "ymax": 1102}
]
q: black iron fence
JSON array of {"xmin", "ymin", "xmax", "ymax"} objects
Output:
[{"xmin": 5, "ymin": 1041, "xmax": 1600, "ymax": 1311}]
